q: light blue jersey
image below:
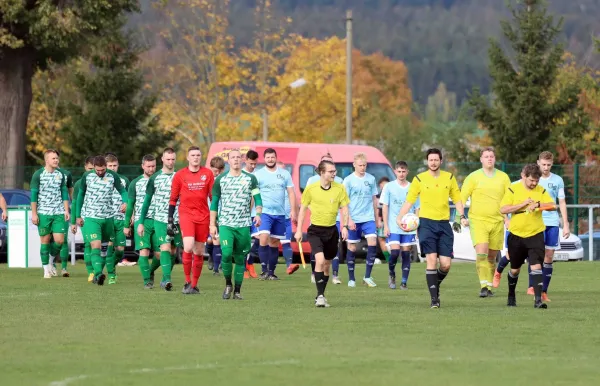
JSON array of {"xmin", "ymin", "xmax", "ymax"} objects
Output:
[
  {"xmin": 539, "ymin": 173, "xmax": 565, "ymax": 227},
  {"xmin": 306, "ymin": 174, "xmax": 343, "ymax": 223},
  {"xmin": 255, "ymin": 167, "xmax": 294, "ymax": 216},
  {"xmin": 380, "ymin": 180, "xmax": 420, "ymax": 235},
  {"xmin": 343, "ymin": 172, "xmax": 378, "ymax": 224},
  {"xmin": 246, "ymin": 169, "xmax": 257, "ymax": 217},
  {"xmin": 284, "ymin": 189, "xmax": 291, "ymax": 220}
]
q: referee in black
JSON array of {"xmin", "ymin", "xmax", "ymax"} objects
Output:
[
  {"xmin": 500, "ymin": 164, "xmax": 554, "ymax": 308},
  {"xmin": 295, "ymin": 160, "xmax": 350, "ymax": 308}
]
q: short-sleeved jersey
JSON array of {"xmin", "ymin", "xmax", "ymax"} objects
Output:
[
  {"xmin": 71, "ymin": 179, "xmax": 82, "ymax": 225},
  {"xmin": 125, "ymin": 175, "xmax": 151, "ymax": 223},
  {"xmin": 406, "ymin": 170, "xmax": 461, "ymax": 221},
  {"xmin": 380, "ymin": 180, "xmax": 420, "ymax": 235},
  {"xmin": 211, "ymin": 171, "xmax": 262, "ymax": 228},
  {"xmin": 57, "ymin": 167, "xmax": 74, "ymax": 194},
  {"xmin": 307, "ymin": 175, "xmax": 343, "ymax": 222},
  {"xmin": 500, "ymin": 181, "xmax": 554, "ymax": 238},
  {"xmin": 539, "ymin": 173, "xmax": 565, "ymax": 227},
  {"xmin": 142, "ymin": 170, "xmax": 174, "ymax": 223},
  {"xmin": 302, "ymin": 181, "xmax": 350, "ymax": 227},
  {"xmin": 30, "ymin": 167, "xmax": 69, "ymax": 215},
  {"xmin": 111, "ymin": 174, "xmax": 130, "ymax": 221},
  {"xmin": 169, "ymin": 167, "xmax": 214, "ymax": 223},
  {"xmin": 254, "ymin": 167, "xmax": 294, "ymax": 216},
  {"xmin": 460, "ymin": 168, "xmax": 511, "ymax": 224},
  {"xmin": 343, "ymin": 172, "xmax": 378, "ymax": 223},
  {"xmin": 77, "ymin": 169, "xmax": 127, "ymax": 220}
]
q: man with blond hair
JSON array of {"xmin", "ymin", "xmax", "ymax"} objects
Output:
[
  {"xmin": 343, "ymin": 152, "xmax": 379, "ymax": 287},
  {"xmin": 460, "ymin": 147, "xmax": 511, "ymax": 297}
]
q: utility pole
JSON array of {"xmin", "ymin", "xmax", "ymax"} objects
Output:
[{"xmin": 345, "ymin": 9, "xmax": 353, "ymax": 144}]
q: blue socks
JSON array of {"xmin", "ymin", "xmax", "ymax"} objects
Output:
[
  {"xmin": 247, "ymin": 238, "xmax": 259, "ymax": 265},
  {"xmin": 388, "ymin": 249, "xmax": 399, "ymax": 278},
  {"xmin": 364, "ymin": 246, "xmax": 376, "ymax": 278},
  {"xmin": 268, "ymin": 246, "xmax": 279, "ymax": 275},
  {"xmin": 542, "ymin": 262, "xmax": 553, "ymax": 293},
  {"xmin": 528, "ymin": 264, "xmax": 533, "ymax": 287},
  {"xmin": 212, "ymin": 245, "xmax": 222, "ymax": 273},
  {"xmin": 206, "ymin": 243, "xmax": 214, "ymax": 261},
  {"xmin": 282, "ymin": 243, "xmax": 293, "ymax": 267},
  {"xmin": 497, "ymin": 255, "xmax": 509, "ymax": 274},
  {"xmin": 401, "ymin": 250, "xmax": 411, "ymax": 284},
  {"xmin": 332, "ymin": 256, "xmax": 340, "ymax": 276},
  {"xmin": 346, "ymin": 250, "xmax": 356, "ymax": 281},
  {"xmin": 258, "ymin": 245, "xmax": 269, "ymax": 273},
  {"xmin": 310, "ymin": 254, "xmax": 316, "ymax": 274}
]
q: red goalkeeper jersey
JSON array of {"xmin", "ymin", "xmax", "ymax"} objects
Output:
[{"xmin": 169, "ymin": 166, "xmax": 214, "ymax": 223}]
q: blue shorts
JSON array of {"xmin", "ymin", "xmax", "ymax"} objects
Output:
[
  {"xmin": 386, "ymin": 233, "xmax": 417, "ymax": 247},
  {"xmin": 249, "ymin": 218, "xmax": 259, "ymax": 238},
  {"xmin": 258, "ymin": 213, "xmax": 286, "ymax": 239},
  {"xmin": 505, "ymin": 230, "xmax": 510, "ymax": 248},
  {"xmin": 281, "ymin": 218, "xmax": 293, "ymax": 244},
  {"xmin": 347, "ymin": 220, "xmax": 377, "ymax": 243},
  {"xmin": 417, "ymin": 218, "xmax": 454, "ymax": 258},
  {"xmin": 544, "ymin": 226, "xmax": 560, "ymax": 250}
]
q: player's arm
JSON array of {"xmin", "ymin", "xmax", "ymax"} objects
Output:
[
  {"xmin": 124, "ymin": 180, "xmax": 137, "ymax": 226},
  {"xmin": 500, "ymin": 188, "xmax": 532, "ymax": 214},
  {"xmin": 30, "ymin": 169, "xmax": 41, "ymax": 220},
  {"xmin": 556, "ymin": 179, "xmax": 569, "ymax": 236},
  {"xmin": 286, "ymin": 186, "xmax": 296, "ymax": 221},
  {"xmin": 168, "ymin": 172, "xmax": 182, "ymax": 224},
  {"xmin": 397, "ymin": 176, "xmax": 420, "ymax": 227},
  {"xmin": 209, "ymin": 177, "xmax": 221, "ymax": 236},
  {"xmin": 250, "ymin": 175, "xmax": 263, "ymax": 226},
  {"xmin": 112, "ymin": 170, "xmax": 128, "ymax": 205},
  {"xmin": 294, "ymin": 189, "xmax": 310, "ymax": 242},
  {"xmin": 75, "ymin": 175, "xmax": 87, "ymax": 226},
  {"xmin": 379, "ymin": 184, "xmax": 390, "ymax": 235},
  {"xmin": 459, "ymin": 174, "xmax": 475, "ymax": 211},
  {"xmin": 66, "ymin": 172, "xmax": 74, "ymax": 201},
  {"xmin": 60, "ymin": 173, "xmax": 70, "ymax": 218},
  {"xmin": 450, "ymin": 176, "xmax": 465, "ymax": 218},
  {"xmin": 339, "ymin": 186, "xmax": 351, "ymax": 240},
  {"xmin": 0, "ymin": 193, "xmax": 7, "ymax": 221}
]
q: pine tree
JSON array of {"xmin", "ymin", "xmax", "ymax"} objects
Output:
[
  {"xmin": 60, "ymin": 26, "xmax": 173, "ymax": 165},
  {"xmin": 469, "ymin": 0, "xmax": 581, "ymax": 163}
]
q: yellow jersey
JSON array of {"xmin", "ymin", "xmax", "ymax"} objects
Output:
[
  {"xmin": 500, "ymin": 181, "xmax": 554, "ymax": 238},
  {"xmin": 302, "ymin": 181, "xmax": 350, "ymax": 227},
  {"xmin": 406, "ymin": 170, "xmax": 461, "ymax": 221},
  {"xmin": 460, "ymin": 168, "xmax": 511, "ymax": 223}
]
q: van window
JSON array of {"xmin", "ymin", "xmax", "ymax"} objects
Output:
[
  {"xmin": 299, "ymin": 165, "xmax": 316, "ymax": 191},
  {"xmin": 335, "ymin": 163, "xmax": 395, "ymax": 183}
]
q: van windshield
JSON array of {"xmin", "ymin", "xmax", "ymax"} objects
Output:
[{"xmin": 300, "ymin": 162, "xmax": 395, "ymax": 191}]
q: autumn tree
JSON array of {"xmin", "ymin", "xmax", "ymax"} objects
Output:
[
  {"xmin": 0, "ymin": 0, "xmax": 138, "ymax": 187},
  {"xmin": 469, "ymin": 0, "xmax": 580, "ymax": 163}
]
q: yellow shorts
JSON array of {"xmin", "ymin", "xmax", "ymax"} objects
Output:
[{"xmin": 469, "ymin": 219, "xmax": 504, "ymax": 251}]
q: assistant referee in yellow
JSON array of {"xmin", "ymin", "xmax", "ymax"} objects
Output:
[
  {"xmin": 397, "ymin": 148, "xmax": 468, "ymax": 308},
  {"xmin": 296, "ymin": 160, "xmax": 350, "ymax": 308}
]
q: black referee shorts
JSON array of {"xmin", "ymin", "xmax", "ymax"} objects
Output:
[
  {"xmin": 307, "ymin": 224, "xmax": 339, "ymax": 261},
  {"xmin": 507, "ymin": 231, "xmax": 545, "ymax": 269},
  {"xmin": 417, "ymin": 218, "xmax": 454, "ymax": 258}
]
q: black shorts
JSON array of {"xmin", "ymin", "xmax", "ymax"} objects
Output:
[
  {"xmin": 307, "ymin": 224, "xmax": 339, "ymax": 261},
  {"xmin": 417, "ymin": 218, "xmax": 454, "ymax": 258},
  {"xmin": 507, "ymin": 232, "xmax": 545, "ymax": 269}
]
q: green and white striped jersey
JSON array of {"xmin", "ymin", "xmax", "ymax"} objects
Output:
[
  {"xmin": 210, "ymin": 171, "xmax": 261, "ymax": 228},
  {"xmin": 76, "ymin": 169, "xmax": 127, "ymax": 220},
  {"xmin": 140, "ymin": 170, "xmax": 174, "ymax": 223},
  {"xmin": 111, "ymin": 174, "xmax": 130, "ymax": 220},
  {"xmin": 30, "ymin": 167, "xmax": 69, "ymax": 215},
  {"xmin": 125, "ymin": 174, "xmax": 152, "ymax": 224}
]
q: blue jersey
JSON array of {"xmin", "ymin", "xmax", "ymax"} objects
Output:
[
  {"xmin": 255, "ymin": 167, "xmax": 294, "ymax": 216},
  {"xmin": 307, "ymin": 174, "xmax": 344, "ymax": 222},
  {"xmin": 284, "ymin": 189, "xmax": 291, "ymax": 219},
  {"xmin": 539, "ymin": 173, "xmax": 565, "ymax": 227},
  {"xmin": 380, "ymin": 181, "xmax": 419, "ymax": 235},
  {"xmin": 343, "ymin": 172, "xmax": 378, "ymax": 224}
]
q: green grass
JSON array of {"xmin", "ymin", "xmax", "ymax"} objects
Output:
[{"xmin": 0, "ymin": 262, "xmax": 599, "ymax": 386}]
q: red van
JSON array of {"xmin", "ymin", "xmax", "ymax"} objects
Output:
[{"xmin": 205, "ymin": 141, "xmax": 395, "ymax": 254}]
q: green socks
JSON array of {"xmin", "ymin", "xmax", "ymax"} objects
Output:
[
  {"xmin": 60, "ymin": 241, "xmax": 69, "ymax": 270},
  {"xmin": 114, "ymin": 249, "xmax": 124, "ymax": 265},
  {"xmin": 170, "ymin": 252, "xmax": 177, "ymax": 273},
  {"xmin": 84, "ymin": 244, "xmax": 93, "ymax": 275},
  {"xmin": 106, "ymin": 245, "xmax": 115, "ymax": 277},
  {"xmin": 150, "ymin": 255, "xmax": 161, "ymax": 273},
  {"xmin": 138, "ymin": 255, "xmax": 151, "ymax": 284},
  {"xmin": 234, "ymin": 261, "xmax": 245, "ymax": 286},
  {"xmin": 221, "ymin": 250, "xmax": 233, "ymax": 279},
  {"xmin": 160, "ymin": 251, "xmax": 172, "ymax": 282},
  {"xmin": 91, "ymin": 248, "xmax": 102, "ymax": 277},
  {"xmin": 40, "ymin": 243, "xmax": 50, "ymax": 266}
]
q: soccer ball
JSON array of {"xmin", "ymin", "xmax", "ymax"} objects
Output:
[{"xmin": 400, "ymin": 213, "xmax": 419, "ymax": 232}]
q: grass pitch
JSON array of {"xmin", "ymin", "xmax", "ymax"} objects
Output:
[{"xmin": 0, "ymin": 261, "xmax": 599, "ymax": 386}]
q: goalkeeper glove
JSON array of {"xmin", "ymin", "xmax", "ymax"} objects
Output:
[
  {"xmin": 452, "ymin": 222, "xmax": 462, "ymax": 234},
  {"xmin": 167, "ymin": 217, "xmax": 176, "ymax": 237}
]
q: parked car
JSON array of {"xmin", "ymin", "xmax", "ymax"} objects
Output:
[{"xmin": 577, "ymin": 232, "xmax": 600, "ymax": 261}]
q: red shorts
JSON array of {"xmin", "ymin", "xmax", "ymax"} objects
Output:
[{"xmin": 179, "ymin": 219, "xmax": 209, "ymax": 242}]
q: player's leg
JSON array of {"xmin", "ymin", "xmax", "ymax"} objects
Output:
[
  {"xmin": 245, "ymin": 223, "xmax": 259, "ymax": 278},
  {"xmin": 37, "ymin": 214, "xmax": 54, "ymax": 278},
  {"xmin": 134, "ymin": 219, "xmax": 153, "ymax": 288},
  {"xmin": 264, "ymin": 215, "xmax": 285, "ymax": 279},
  {"xmin": 212, "ymin": 237, "xmax": 222, "ymax": 275},
  {"xmin": 152, "ymin": 221, "xmax": 172, "ymax": 290},
  {"xmin": 332, "ymin": 221, "xmax": 342, "ymax": 284},
  {"xmin": 83, "ymin": 218, "xmax": 106, "ymax": 285},
  {"xmin": 419, "ymin": 219, "xmax": 443, "ymax": 307},
  {"xmin": 541, "ymin": 226, "xmax": 558, "ymax": 301},
  {"xmin": 387, "ymin": 234, "xmax": 401, "ymax": 289},
  {"xmin": 50, "ymin": 214, "xmax": 68, "ymax": 277},
  {"xmin": 257, "ymin": 214, "xmax": 274, "ymax": 279},
  {"xmin": 363, "ymin": 221, "xmax": 378, "ymax": 287},
  {"xmin": 171, "ymin": 224, "xmax": 182, "ymax": 272},
  {"xmin": 506, "ymin": 233, "xmax": 527, "ymax": 307},
  {"xmin": 494, "ymin": 230, "xmax": 511, "ymax": 287},
  {"xmin": 400, "ymin": 235, "xmax": 416, "ymax": 289},
  {"xmin": 190, "ymin": 223, "xmax": 208, "ymax": 293},
  {"xmin": 345, "ymin": 224, "xmax": 361, "ymax": 287},
  {"xmin": 232, "ymin": 227, "xmax": 251, "ymax": 299},
  {"xmin": 283, "ymin": 218, "xmax": 299, "ymax": 275},
  {"xmin": 220, "ymin": 226, "xmax": 235, "ymax": 298},
  {"xmin": 312, "ymin": 225, "xmax": 337, "ymax": 307},
  {"xmin": 206, "ymin": 237, "xmax": 214, "ymax": 271},
  {"xmin": 83, "ymin": 242, "xmax": 93, "ymax": 281},
  {"xmin": 469, "ymin": 220, "xmax": 490, "ymax": 296},
  {"xmin": 102, "ymin": 219, "xmax": 117, "ymax": 283},
  {"xmin": 377, "ymin": 226, "xmax": 390, "ymax": 263},
  {"xmin": 436, "ymin": 221, "xmax": 454, "ymax": 301},
  {"xmin": 113, "ymin": 219, "xmax": 126, "ymax": 269},
  {"xmin": 59, "ymin": 229, "xmax": 70, "ymax": 276},
  {"xmin": 526, "ymin": 232, "xmax": 548, "ymax": 308},
  {"xmin": 485, "ymin": 221, "xmax": 504, "ymax": 296}
]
